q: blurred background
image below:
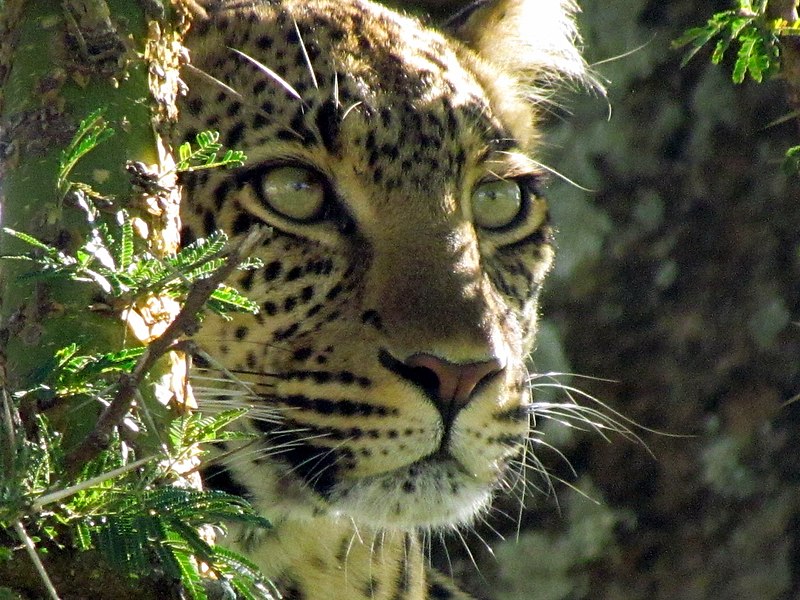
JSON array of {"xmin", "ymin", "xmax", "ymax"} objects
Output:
[{"xmin": 395, "ymin": 1, "xmax": 800, "ymax": 598}]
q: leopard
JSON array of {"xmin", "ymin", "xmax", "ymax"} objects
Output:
[{"xmin": 175, "ymin": 1, "xmax": 591, "ymax": 598}]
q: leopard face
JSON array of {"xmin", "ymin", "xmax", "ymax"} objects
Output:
[{"xmin": 177, "ymin": 0, "xmax": 586, "ymax": 536}]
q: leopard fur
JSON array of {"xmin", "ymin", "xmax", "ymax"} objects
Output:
[{"xmin": 175, "ymin": 1, "xmax": 589, "ymax": 598}]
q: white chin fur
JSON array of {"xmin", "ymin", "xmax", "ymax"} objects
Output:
[{"xmin": 327, "ymin": 460, "xmax": 495, "ymax": 531}]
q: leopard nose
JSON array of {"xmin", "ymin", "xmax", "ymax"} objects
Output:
[{"xmin": 403, "ymin": 353, "xmax": 505, "ymax": 409}]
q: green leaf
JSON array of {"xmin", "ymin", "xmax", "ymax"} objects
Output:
[
  {"xmin": 179, "ymin": 141, "xmax": 192, "ymax": 163},
  {"xmin": 168, "ymin": 409, "xmax": 250, "ymax": 451},
  {"xmin": 674, "ymin": 17, "xmax": 730, "ymax": 66},
  {"xmin": 207, "ymin": 284, "xmax": 260, "ymax": 317},
  {"xmin": 117, "ymin": 215, "xmax": 134, "ymax": 270},
  {"xmin": 167, "ymin": 540, "xmax": 208, "ymax": 600},
  {"xmin": 1, "ymin": 228, "xmax": 59, "ymax": 254},
  {"xmin": 783, "ymin": 145, "xmax": 800, "ymax": 175},
  {"xmin": 175, "ymin": 130, "xmax": 247, "ymax": 172},
  {"xmin": 58, "ymin": 108, "xmax": 115, "ymax": 197},
  {"xmin": 733, "ymin": 28, "xmax": 772, "ymax": 83}
]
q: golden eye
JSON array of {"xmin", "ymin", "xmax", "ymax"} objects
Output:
[
  {"xmin": 471, "ymin": 179, "xmax": 523, "ymax": 229},
  {"xmin": 260, "ymin": 166, "xmax": 326, "ymax": 221}
]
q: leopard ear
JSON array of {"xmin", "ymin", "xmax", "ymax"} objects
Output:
[{"xmin": 445, "ymin": 0, "xmax": 597, "ymax": 93}]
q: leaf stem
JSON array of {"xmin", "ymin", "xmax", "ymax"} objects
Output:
[
  {"xmin": 32, "ymin": 456, "xmax": 154, "ymax": 511},
  {"xmin": 13, "ymin": 520, "xmax": 61, "ymax": 600}
]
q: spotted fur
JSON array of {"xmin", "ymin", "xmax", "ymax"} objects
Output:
[{"xmin": 176, "ymin": 1, "xmax": 589, "ymax": 598}]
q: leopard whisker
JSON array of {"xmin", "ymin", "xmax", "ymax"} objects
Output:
[
  {"xmin": 293, "ymin": 18, "xmax": 319, "ymax": 90},
  {"xmin": 341, "ymin": 101, "xmax": 363, "ymax": 121},
  {"xmin": 186, "ymin": 50, "xmax": 308, "ymax": 141},
  {"xmin": 525, "ymin": 156, "xmax": 596, "ymax": 192},
  {"xmin": 216, "ymin": 433, "xmax": 331, "ymax": 475},
  {"xmin": 228, "ymin": 46, "xmax": 307, "ymax": 106},
  {"xmin": 449, "ymin": 525, "xmax": 486, "ymax": 585},
  {"xmin": 475, "ymin": 512, "xmax": 505, "ymax": 544},
  {"xmin": 527, "ymin": 370, "xmax": 658, "ymax": 451},
  {"xmin": 184, "ymin": 63, "xmax": 245, "ymax": 101},
  {"xmin": 509, "ymin": 439, "xmax": 606, "ymax": 511},
  {"xmin": 507, "ymin": 455, "xmax": 558, "ymax": 501},
  {"xmin": 280, "ymin": 435, "xmax": 355, "ymax": 490},
  {"xmin": 437, "ymin": 530, "xmax": 455, "ymax": 580}
]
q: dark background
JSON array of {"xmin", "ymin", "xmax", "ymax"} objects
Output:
[{"xmin": 408, "ymin": 1, "xmax": 800, "ymax": 598}]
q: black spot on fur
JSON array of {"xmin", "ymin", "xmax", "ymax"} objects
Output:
[
  {"xmin": 274, "ymin": 323, "xmax": 299, "ymax": 340},
  {"xmin": 180, "ymin": 226, "xmax": 196, "ymax": 246},
  {"xmin": 239, "ymin": 270, "xmax": 255, "ymax": 291},
  {"xmin": 290, "ymin": 107, "xmax": 316, "ymax": 146},
  {"xmin": 226, "ymin": 101, "xmax": 242, "ymax": 117},
  {"xmin": 252, "ymin": 80, "xmax": 267, "ymax": 95},
  {"xmin": 213, "ymin": 180, "xmax": 231, "ymax": 210},
  {"xmin": 361, "ymin": 310, "xmax": 383, "ymax": 331},
  {"xmin": 186, "ymin": 97, "xmax": 204, "ymax": 115},
  {"xmin": 263, "ymin": 260, "xmax": 282, "ymax": 281},
  {"xmin": 256, "ymin": 34, "xmax": 273, "ymax": 50},
  {"xmin": 202, "ymin": 463, "xmax": 252, "ymax": 500},
  {"xmin": 428, "ymin": 582, "xmax": 455, "ymax": 599},
  {"xmin": 226, "ymin": 121, "xmax": 246, "ymax": 147},
  {"xmin": 277, "ymin": 578, "xmax": 306, "ymax": 600},
  {"xmin": 251, "ymin": 112, "xmax": 269, "ymax": 129},
  {"xmin": 315, "ymin": 100, "xmax": 341, "ymax": 153},
  {"xmin": 292, "ymin": 347, "xmax": 313, "ymax": 361},
  {"xmin": 325, "ymin": 284, "xmax": 343, "ymax": 301},
  {"xmin": 300, "ymin": 286, "xmax": 314, "ymax": 302},
  {"xmin": 265, "ymin": 431, "xmax": 341, "ymax": 499},
  {"xmin": 203, "ymin": 210, "xmax": 217, "ymax": 236},
  {"xmin": 285, "ymin": 266, "xmax": 303, "ymax": 281},
  {"xmin": 232, "ymin": 210, "xmax": 258, "ymax": 235}
]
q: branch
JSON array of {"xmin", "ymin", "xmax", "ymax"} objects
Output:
[
  {"xmin": 65, "ymin": 226, "xmax": 270, "ymax": 471},
  {"xmin": 13, "ymin": 520, "xmax": 60, "ymax": 600}
]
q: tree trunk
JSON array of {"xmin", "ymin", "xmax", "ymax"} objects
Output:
[{"xmin": 0, "ymin": 1, "xmax": 187, "ymax": 598}]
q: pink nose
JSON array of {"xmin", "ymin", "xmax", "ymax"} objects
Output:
[{"xmin": 404, "ymin": 353, "xmax": 505, "ymax": 407}]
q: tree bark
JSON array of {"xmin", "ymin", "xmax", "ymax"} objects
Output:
[{"xmin": 0, "ymin": 1, "xmax": 189, "ymax": 597}]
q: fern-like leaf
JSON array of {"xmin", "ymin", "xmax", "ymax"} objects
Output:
[{"xmin": 175, "ymin": 131, "xmax": 246, "ymax": 172}]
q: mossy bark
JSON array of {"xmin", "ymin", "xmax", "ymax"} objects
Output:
[{"xmin": 0, "ymin": 1, "xmax": 188, "ymax": 597}]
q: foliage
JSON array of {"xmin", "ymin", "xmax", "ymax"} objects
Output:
[
  {"xmin": 57, "ymin": 108, "xmax": 116, "ymax": 201},
  {"xmin": 672, "ymin": 0, "xmax": 800, "ymax": 83},
  {"xmin": 0, "ymin": 397, "xmax": 273, "ymax": 600},
  {"xmin": 176, "ymin": 131, "xmax": 247, "ymax": 172},
  {"xmin": 0, "ymin": 108, "xmax": 271, "ymax": 598},
  {"xmin": 3, "ymin": 111, "xmax": 259, "ymax": 321},
  {"xmin": 676, "ymin": 1, "xmax": 800, "ymax": 174},
  {"xmin": 783, "ymin": 143, "xmax": 800, "ymax": 174},
  {"xmin": 2, "ymin": 225, "xmax": 261, "ymax": 320}
]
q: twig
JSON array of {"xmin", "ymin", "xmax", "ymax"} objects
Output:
[
  {"xmin": 32, "ymin": 456, "xmax": 154, "ymax": 511},
  {"xmin": 65, "ymin": 225, "xmax": 270, "ymax": 471},
  {"xmin": 13, "ymin": 520, "xmax": 61, "ymax": 600}
]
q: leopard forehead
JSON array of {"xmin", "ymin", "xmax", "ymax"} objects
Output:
[{"xmin": 181, "ymin": 0, "xmax": 536, "ymax": 202}]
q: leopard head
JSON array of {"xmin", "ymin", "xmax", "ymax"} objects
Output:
[{"xmin": 177, "ymin": 0, "xmax": 591, "ymax": 532}]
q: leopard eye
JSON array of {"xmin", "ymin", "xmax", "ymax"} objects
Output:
[
  {"xmin": 259, "ymin": 166, "xmax": 326, "ymax": 222},
  {"xmin": 471, "ymin": 179, "xmax": 523, "ymax": 230}
]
